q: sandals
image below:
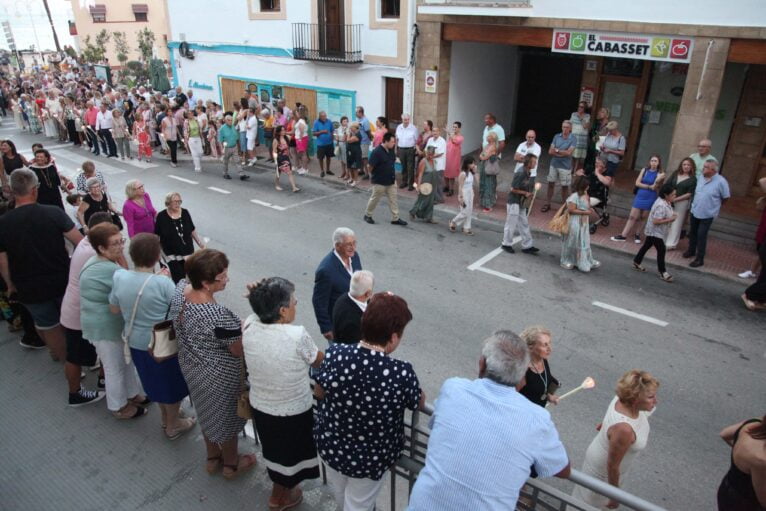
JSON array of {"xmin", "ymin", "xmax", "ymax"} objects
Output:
[
  {"xmin": 632, "ymin": 262, "xmax": 646, "ymax": 272},
  {"xmin": 292, "ymin": 188, "xmax": 301, "ymax": 193},
  {"xmin": 130, "ymin": 396, "xmax": 152, "ymax": 407},
  {"xmin": 222, "ymin": 453, "xmax": 258, "ymax": 480},
  {"xmin": 165, "ymin": 417, "xmax": 197, "ymax": 440},
  {"xmin": 540, "ymin": 204, "xmax": 551, "ymax": 213},
  {"xmin": 449, "ymin": 221, "xmax": 456, "ymax": 232},
  {"xmin": 741, "ymin": 293, "xmax": 757, "ymax": 311},
  {"xmin": 114, "ymin": 404, "xmax": 148, "ymax": 420},
  {"xmin": 269, "ymin": 488, "xmax": 303, "ymax": 511},
  {"xmin": 463, "ymin": 230, "xmax": 474, "ymax": 236},
  {"xmin": 660, "ymin": 272, "xmax": 674, "ymax": 282},
  {"xmin": 206, "ymin": 455, "xmax": 222, "ymax": 475}
]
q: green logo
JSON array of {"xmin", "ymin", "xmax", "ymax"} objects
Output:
[
  {"xmin": 651, "ymin": 38, "xmax": 670, "ymax": 58},
  {"xmin": 570, "ymin": 33, "xmax": 586, "ymax": 51}
]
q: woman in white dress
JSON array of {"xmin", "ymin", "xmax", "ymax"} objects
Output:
[{"xmin": 573, "ymin": 370, "xmax": 660, "ymax": 509}]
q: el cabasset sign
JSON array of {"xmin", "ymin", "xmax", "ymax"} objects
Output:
[{"xmin": 551, "ymin": 30, "xmax": 693, "ymax": 63}]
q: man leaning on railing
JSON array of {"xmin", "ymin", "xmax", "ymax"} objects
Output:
[{"xmin": 407, "ymin": 329, "xmax": 571, "ymax": 510}]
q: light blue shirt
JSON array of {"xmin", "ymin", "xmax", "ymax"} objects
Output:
[
  {"xmin": 357, "ymin": 116, "xmax": 371, "ymax": 144},
  {"xmin": 109, "ymin": 270, "xmax": 176, "ymax": 350},
  {"xmin": 690, "ymin": 173, "xmax": 730, "ymax": 219},
  {"xmin": 408, "ymin": 377, "xmax": 568, "ymax": 511}
]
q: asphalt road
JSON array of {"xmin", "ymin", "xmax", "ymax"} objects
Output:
[{"xmin": 1, "ymin": 123, "xmax": 764, "ymax": 510}]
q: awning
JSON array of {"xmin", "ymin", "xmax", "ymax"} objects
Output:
[
  {"xmin": 132, "ymin": 4, "xmax": 149, "ymax": 13},
  {"xmin": 89, "ymin": 4, "xmax": 106, "ymax": 14}
]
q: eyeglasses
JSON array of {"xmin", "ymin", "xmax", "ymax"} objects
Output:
[
  {"xmin": 215, "ymin": 275, "xmax": 230, "ymax": 283},
  {"xmin": 170, "ymin": 199, "xmax": 183, "ymax": 204},
  {"xmin": 109, "ymin": 237, "xmax": 126, "ymax": 247}
]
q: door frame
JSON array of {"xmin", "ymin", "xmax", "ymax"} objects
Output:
[{"xmin": 318, "ymin": 0, "xmax": 345, "ymax": 56}]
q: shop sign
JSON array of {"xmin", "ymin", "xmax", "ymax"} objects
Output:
[
  {"xmin": 425, "ymin": 70, "xmax": 437, "ymax": 94},
  {"xmin": 188, "ymin": 79, "xmax": 213, "ymax": 90},
  {"xmin": 580, "ymin": 86, "xmax": 595, "ymax": 107},
  {"xmin": 552, "ymin": 30, "xmax": 693, "ymax": 64}
]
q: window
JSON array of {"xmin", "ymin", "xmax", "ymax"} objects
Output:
[
  {"xmin": 91, "ymin": 13, "xmax": 106, "ymax": 23},
  {"xmin": 260, "ymin": 0, "xmax": 280, "ymax": 11},
  {"xmin": 381, "ymin": 0, "xmax": 400, "ymax": 18},
  {"xmin": 132, "ymin": 4, "xmax": 149, "ymax": 22},
  {"xmin": 89, "ymin": 4, "xmax": 106, "ymax": 23}
]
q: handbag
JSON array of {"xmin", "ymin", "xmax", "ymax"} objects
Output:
[
  {"xmin": 111, "ymin": 211, "xmax": 124, "ymax": 231},
  {"xmin": 149, "ymin": 300, "xmax": 181, "ymax": 362},
  {"xmin": 121, "ymin": 274, "xmax": 154, "ymax": 364},
  {"xmin": 484, "ymin": 156, "xmax": 501, "ymax": 176},
  {"xmin": 236, "ymin": 357, "xmax": 252, "ymax": 420},
  {"xmin": 548, "ymin": 203, "xmax": 570, "ymax": 235}
]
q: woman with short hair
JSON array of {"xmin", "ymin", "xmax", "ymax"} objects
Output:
[
  {"xmin": 170, "ymin": 249, "xmax": 256, "ymax": 478},
  {"xmin": 573, "ymin": 370, "xmax": 660, "ymax": 509},
  {"xmin": 109, "ymin": 233, "xmax": 196, "ymax": 439},
  {"xmin": 243, "ymin": 277, "xmax": 323, "ymax": 509},
  {"xmin": 335, "ymin": 116, "xmax": 349, "ymax": 181},
  {"xmin": 155, "ymin": 192, "xmax": 206, "ymax": 283},
  {"xmin": 122, "ymin": 179, "xmax": 157, "ymax": 238},
  {"xmin": 518, "ymin": 326, "xmax": 560, "ymax": 408},
  {"xmin": 314, "ymin": 292, "xmax": 425, "ymax": 511},
  {"xmin": 75, "ymin": 160, "xmax": 107, "ymax": 196},
  {"xmin": 345, "ymin": 122, "xmax": 362, "ymax": 187},
  {"xmin": 112, "ymin": 108, "xmax": 132, "ymax": 160},
  {"xmin": 80, "ymin": 223, "xmax": 148, "ymax": 420},
  {"xmin": 28, "ymin": 148, "xmax": 67, "ymax": 209},
  {"xmin": 78, "ymin": 177, "xmax": 121, "ymax": 232}
]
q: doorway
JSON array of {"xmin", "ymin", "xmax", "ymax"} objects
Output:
[
  {"xmin": 319, "ymin": 0, "xmax": 344, "ymax": 56},
  {"xmin": 385, "ymin": 77, "xmax": 403, "ymax": 131}
]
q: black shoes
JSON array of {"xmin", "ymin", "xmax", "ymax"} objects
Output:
[
  {"xmin": 682, "ymin": 251, "xmax": 694, "ymax": 259},
  {"xmin": 501, "ymin": 245, "xmax": 515, "ymax": 254},
  {"xmin": 240, "ymin": 175, "xmax": 250, "ymax": 181},
  {"xmin": 522, "ymin": 247, "xmax": 540, "ymax": 254},
  {"xmin": 19, "ymin": 335, "xmax": 46, "ymax": 349},
  {"xmin": 223, "ymin": 174, "xmax": 232, "ymax": 180},
  {"xmin": 407, "ymin": 186, "xmax": 415, "ymax": 191},
  {"xmin": 364, "ymin": 216, "xmax": 375, "ymax": 224},
  {"xmin": 399, "ymin": 183, "xmax": 407, "ymax": 189},
  {"xmin": 391, "ymin": 219, "xmax": 408, "ymax": 226},
  {"xmin": 326, "ymin": 170, "xmax": 335, "ymax": 176},
  {"xmin": 690, "ymin": 260, "xmax": 704, "ymax": 268},
  {"xmin": 68, "ymin": 388, "xmax": 105, "ymax": 407}
]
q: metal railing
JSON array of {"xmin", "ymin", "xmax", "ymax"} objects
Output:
[
  {"xmin": 422, "ymin": 0, "xmax": 532, "ymax": 5},
  {"xmin": 292, "ymin": 23, "xmax": 363, "ymax": 64},
  {"xmin": 390, "ymin": 403, "xmax": 667, "ymax": 511}
]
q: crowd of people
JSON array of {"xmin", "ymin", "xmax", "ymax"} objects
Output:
[{"xmin": 1, "ymin": 65, "xmax": 764, "ymax": 511}]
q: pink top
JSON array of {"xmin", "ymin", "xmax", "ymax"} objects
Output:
[
  {"xmin": 59, "ymin": 238, "xmax": 96, "ymax": 330},
  {"xmin": 445, "ymin": 134, "xmax": 464, "ymax": 179},
  {"xmin": 372, "ymin": 129, "xmax": 385, "ymax": 148},
  {"xmin": 123, "ymin": 192, "xmax": 157, "ymax": 238},
  {"xmin": 85, "ymin": 107, "xmax": 98, "ymax": 127}
]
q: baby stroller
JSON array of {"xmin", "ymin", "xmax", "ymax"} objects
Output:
[{"xmin": 587, "ymin": 169, "xmax": 610, "ymax": 235}]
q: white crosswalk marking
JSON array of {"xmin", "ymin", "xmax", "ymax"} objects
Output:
[
  {"xmin": 250, "ymin": 199, "xmax": 286, "ymax": 211},
  {"xmin": 592, "ymin": 301, "xmax": 669, "ymax": 327},
  {"xmin": 207, "ymin": 186, "xmax": 231, "ymax": 194},
  {"xmin": 120, "ymin": 157, "xmax": 159, "ymax": 169},
  {"xmin": 168, "ymin": 175, "xmax": 199, "ymax": 185}
]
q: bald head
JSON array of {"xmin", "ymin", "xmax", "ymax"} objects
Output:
[{"xmin": 525, "ymin": 130, "xmax": 536, "ymax": 144}]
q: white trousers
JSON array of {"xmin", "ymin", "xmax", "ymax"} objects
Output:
[
  {"xmin": 92, "ymin": 340, "xmax": 143, "ymax": 411},
  {"xmin": 188, "ymin": 137, "xmax": 204, "ymax": 171},
  {"xmin": 323, "ymin": 459, "xmax": 385, "ymax": 511},
  {"xmin": 451, "ymin": 187, "xmax": 474, "ymax": 231},
  {"xmin": 503, "ymin": 203, "xmax": 534, "ymax": 248},
  {"xmin": 665, "ymin": 198, "xmax": 689, "ymax": 248}
]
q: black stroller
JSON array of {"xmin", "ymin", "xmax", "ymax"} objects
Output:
[{"xmin": 586, "ymin": 168, "xmax": 610, "ymax": 235}]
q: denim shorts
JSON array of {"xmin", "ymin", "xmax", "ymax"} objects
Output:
[{"xmin": 22, "ymin": 296, "xmax": 63, "ymax": 330}]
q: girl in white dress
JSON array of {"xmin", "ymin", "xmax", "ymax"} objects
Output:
[{"xmin": 573, "ymin": 370, "xmax": 660, "ymax": 509}]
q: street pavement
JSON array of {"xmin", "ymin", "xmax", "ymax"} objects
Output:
[{"xmin": 1, "ymin": 124, "xmax": 764, "ymax": 510}]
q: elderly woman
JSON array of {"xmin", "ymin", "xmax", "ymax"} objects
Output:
[
  {"xmin": 112, "ymin": 108, "xmax": 132, "ymax": 160},
  {"xmin": 123, "ymin": 179, "xmax": 157, "ymax": 238},
  {"xmin": 109, "ymin": 233, "xmax": 196, "ymax": 439},
  {"xmin": 75, "ymin": 160, "xmax": 107, "ymax": 196},
  {"xmin": 28, "ymin": 148, "xmax": 67, "ymax": 209},
  {"xmin": 335, "ymin": 116, "xmax": 348, "ymax": 180},
  {"xmin": 518, "ymin": 326, "xmax": 560, "ymax": 408},
  {"xmin": 78, "ymin": 177, "xmax": 121, "ymax": 232},
  {"xmin": 155, "ymin": 192, "xmax": 206, "ymax": 283},
  {"xmin": 314, "ymin": 292, "xmax": 425, "ymax": 511},
  {"xmin": 570, "ymin": 101, "xmax": 591, "ymax": 171},
  {"xmin": 561, "ymin": 176, "xmax": 600, "ymax": 272},
  {"xmin": 599, "ymin": 121, "xmax": 626, "ymax": 177},
  {"xmin": 479, "ymin": 131, "xmax": 500, "ymax": 212},
  {"xmin": 243, "ymin": 277, "xmax": 323, "ymax": 509},
  {"xmin": 573, "ymin": 370, "xmax": 660, "ymax": 509},
  {"xmin": 409, "ymin": 146, "xmax": 438, "ymax": 223},
  {"xmin": 80, "ymin": 223, "xmax": 148, "ymax": 420},
  {"xmin": 170, "ymin": 249, "xmax": 256, "ymax": 478}
]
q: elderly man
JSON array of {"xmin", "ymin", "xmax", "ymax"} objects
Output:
[
  {"xmin": 312, "ymin": 228, "xmax": 363, "ymax": 341},
  {"xmin": 426, "ymin": 126, "xmax": 447, "ymax": 203},
  {"xmin": 690, "ymin": 138, "xmax": 718, "ymax": 178},
  {"xmin": 482, "ymin": 113, "xmax": 506, "ymax": 153},
  {"xmin": 331, "ymin": 270, "xmax": 374, "ymax": 345},
  {"xmin": 684, "ymin": 160, "xmax": 730, "ymax": 267},
  {"xmin": 408, "ymin": 330, "xmax": 571, "ymax": 510},
  {"xmin": 541, "ymin": 120, "xmax": 576, "ymax": 212},
  {"xmin": 396, "ymin": 113, "xmax": 419, "ymax": 190},
  {"xmin": 513, "ymin": 129, "xmax": 541, "ymax": 177},
  {"xmin": 95, "ymin": 103, "xmax": 117, "ymax": 157},
  {"xmin": 217, "ymin": 115, "xmax": 242, "ymax": 179},
  {"xmin": 313, "ymin": 111, "xmax": 335, "ymax": 177},
  {"xmin": 502, "ymin": 154, "xmax": 539, "ymax": 255}
]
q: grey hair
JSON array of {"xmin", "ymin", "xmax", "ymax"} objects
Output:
[
  {"xmin": 332, "ymin": 227, "xmax": 355, "ymax": 246},
  {"xmin": 349, "ymin": 270, "xmax": 374, "ymax": 297},
  {"xmin": 703, "ymin": 159, "xmax": 718, "ymax": 171},
  {"xmin": 481, "ymin": 330, "xmax": 530, "ymax": 387},
  {"xmin": 85, "ymin": 176, "xmax": 102, "ymax": 190},
  {"xmin": 10, "ymin": 168, "xmax": 39, "ymax": 196},
  {"xmin": 247, "ymin": 277, "xmax": 295, "ymax": 324}
]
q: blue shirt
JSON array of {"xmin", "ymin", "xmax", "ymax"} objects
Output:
[
  {"xmin": 357, "ymin": 116, "xmax": 371, "ymax": 144},
  {"xmin": 218, "ymin": 123, "xmax": 239, "ymax": 147},
  {"xmin": 550, "ymin": 133, "xmax": 576, "ymax": 170},
  {"xmin": 691, "ymin": 173, "xmax": 730, "ymax": 219},
  {"xmin": 313, "ymin": 118, "xmax": 334, "ymax": 147},
  {"xmin": 408, "ymin": 377, "xmax": 569, "ymax": 511},
  {"xmin": 109, "ymin": 270, "xmax": 176, "ymax": 350}
]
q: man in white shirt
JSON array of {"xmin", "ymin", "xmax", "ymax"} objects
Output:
[
  {"xmin": 514, "ymin": 130, "xmax": 541, "ymax": 177},
  {"xmin": 95, "ymin": 103, "xmax": 117, "ymax": 157},
  {"xmin": 396, "ymin": 113, "xmax": 419, "ymax": 190},
  {"xmin": 482, "ymin": 113, "xmax": 506, "ymax": 152},
  {"xmin": 245, "ymin": 108, "xmax": 259, "ymax": 166},
  {"xmin": 426, "ymin": 127, "xmax": 448, "ymax": 202}
]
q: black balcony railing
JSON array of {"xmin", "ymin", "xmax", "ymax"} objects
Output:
[{"xmin": 292, "ymin": 23, "xmax": 363, "ymax": 64}]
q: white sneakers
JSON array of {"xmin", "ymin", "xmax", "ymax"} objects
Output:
[{"xmin": 738, "ymin": 270, "xmax": 757, "ymax": 279}]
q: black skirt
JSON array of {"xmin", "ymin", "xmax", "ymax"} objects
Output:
[{"xmin": 251, "ymin": 407, "xmax": 320, "ymax": 488}]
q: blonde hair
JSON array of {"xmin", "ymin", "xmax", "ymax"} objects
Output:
[
  {"xmin": 124, "ymin": 179, "xmax": 143, "ymax": 200},
  {"xmin": 164, "ymin": 191, "xmax": 182, "ymax": 207},
  {"xmin": 486, "ymin": 132, "xmax": 498, "ymax": 143},
  {"xmin": 616, "ymin": 370, "xmax": 659, "ymax": 405},
  {"xmin": 520, "ymin": 326, "xmax": 552, "ymax": 349}
]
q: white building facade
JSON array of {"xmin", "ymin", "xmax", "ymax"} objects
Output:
[{"xmin": 167, "ymin": 0, "xmax": 416, "ymax": 128}]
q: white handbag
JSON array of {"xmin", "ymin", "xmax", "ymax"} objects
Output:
[{"xmin": 121, "ymin": 275, "xmax": 154, "ymax": 364}]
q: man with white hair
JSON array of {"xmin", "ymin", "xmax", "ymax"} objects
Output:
[
  {"xmin": 312, "ymin": 228, "xmax": 363, "ymax": 341},
  {"xmin": 332, "ymin": 270, "xmax": 374, "ymax": 344},
  {"xmin": 408, "ymin": 330, "xmax": 571, "ymax": 510}
]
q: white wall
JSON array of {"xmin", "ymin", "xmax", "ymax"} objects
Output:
[
  {"xmin": 420, "ymin": 0, "xmax": 766, "ymax": 28},
  {"xmin": 447, "ymin": 42, "xmax": 519, "ymax": 154}
]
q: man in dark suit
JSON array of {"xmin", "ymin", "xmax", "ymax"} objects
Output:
[
  {"xmin": 332, "ymin": 270, "xmax": 374, "ymax": 344},
  {"xmin": 312, "ymin": 227, "xmax": 362, "ymax": 341}
]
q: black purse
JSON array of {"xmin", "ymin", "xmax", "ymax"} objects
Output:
[{"xmin": 111, "ymin": 212, "xmax": 124, "ymax": 231}]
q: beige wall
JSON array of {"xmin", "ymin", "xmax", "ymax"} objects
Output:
[{"xmin": 70, "ymin": 0, "xmax": 171, "ymax": 65}]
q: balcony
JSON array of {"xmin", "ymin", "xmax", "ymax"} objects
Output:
[{"xmin": 291, "ymin": 23, "xmax": 363, "ymax": 64}]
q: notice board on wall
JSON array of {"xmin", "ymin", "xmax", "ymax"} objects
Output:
[{"xmin": 316, "ymin": 91, "xmax": 354, "ymax": 124}]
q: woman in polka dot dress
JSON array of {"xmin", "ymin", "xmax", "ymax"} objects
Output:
[{"xmin": 314, "ymin": 293, "xmax": 425, "ymax": 510}]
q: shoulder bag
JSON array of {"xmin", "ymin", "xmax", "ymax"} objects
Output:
[
  {"xmin": 548, "ymin": 203, "xmax": 570, "ymax": 235},
  {"xmin": 484, "ymin": 154, "xmax": 501, "ymax": 176},
  {"xmin": 121, "ymin": 274, "xmax": 154, "ymax": 364},
  {"xmin": 236, "ymin": 318, "xmax": 252, "ymax": 419},
  {"xmin": 150, "ymin": 297, "xmax": 181, "ymax": 362}
]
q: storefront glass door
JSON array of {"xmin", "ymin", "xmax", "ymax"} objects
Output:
[{"xmin": 599, "ymin": 78, "xmax": 640, "ymax": 178}]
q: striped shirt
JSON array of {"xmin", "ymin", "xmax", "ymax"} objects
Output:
[{"xmin": 408, "ymin": 377, "xmax": 569, "ymax": 511}]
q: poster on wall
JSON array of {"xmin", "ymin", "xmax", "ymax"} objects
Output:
[
  {"xmin": 552, "ymin": 29, "xmax": 693, "ymax": 64},
  {"xmin": 425, "ymin": 70, "xmax": 437, "ymax": 94},
  {"xmin": 580, "ymin": 86, "xmax": 595, "ymax": 107},
  {"xmin": 317, "ymin": 91, "xmax": 354, "ymax": 124}
]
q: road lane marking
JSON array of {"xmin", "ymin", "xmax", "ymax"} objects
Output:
[
  {"xmin": 168, "ymin": 174, "xmax": 199, "ymax": 185},
  {"xmin": 120, "ymin": 158, "xmax": 159, "ymax": 169},
  {"xmin": 475, "ymin": 266, "xmax": 526, "ymax": 284},
  {"xmin": 250, "ymin": 199, "xmax": 286, "ymax": 211},
  {"xmin": 468, "ymin": 247, "xmax": 504, "ymax": 271},
  {"xmin": 283, "ymin": 189, "xmax": 353, "ymax": 209},
  {"xmin": 207, "ymin": 186, "xmax": 231, "ymax": 194},
  {"xmin": 53, "ymin": 150, "xmax": 127, "ymax": 175},
  {"xmin": 592, "ymin": 301, "xmax": 668, "ymax": 327}
]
